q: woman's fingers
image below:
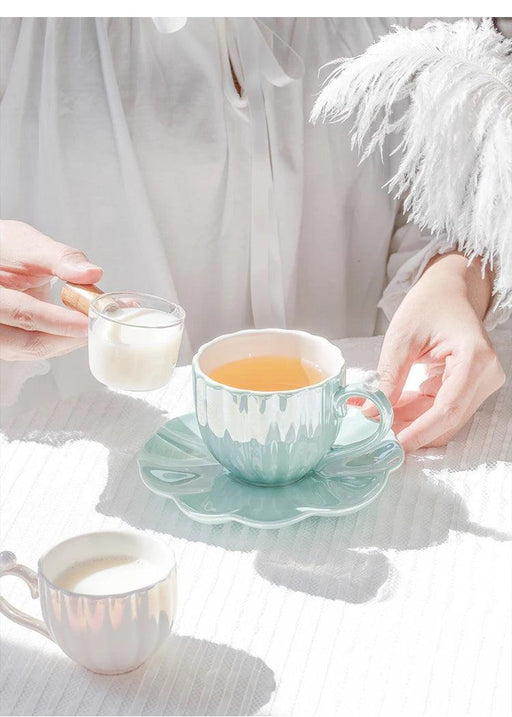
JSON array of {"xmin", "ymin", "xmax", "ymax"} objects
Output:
[
  {"xmin": 377, "ymin": 328, "xmax": 419, "ymax": 406},
  {"xmin": 0, "ymin": 220, "xmax": 103, "ymax": 289},
  {"xmin": 24, "ymin": 282, "xmax": 52, "ymax": 302},
  {"xmin": 418, "ymin": 374, "xmax": 442, "ymax": 397},
  {"xmin": 391, "ymin": 392, "xmax": 435, "ymax": 425},
  {"xmin": 0, "ymin": 279, "xmax": 88, "ymax": 361},
  {"xmin": 398, "ymin": 346, "xmax": 505, "ymax": 452},
  {"xmin": 398, "ymin": 353, "xmax": 477, "ymax": 452},
  {"xmin": 0, "ymin": 287, "xmax": 89, "ymax": 337},
  {"xmin": 0, "ymin": 325, "xmax": 87, "ymax": 361}
]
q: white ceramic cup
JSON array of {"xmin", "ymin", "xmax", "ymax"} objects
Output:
[{"xmin": 0, "ymin": 531, "xmax": 177, "ymax": 675}]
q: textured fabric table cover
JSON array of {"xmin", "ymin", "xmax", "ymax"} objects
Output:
[{"xmin": 1, "ymin": 330, "xmax": 511, "ymax": 717}]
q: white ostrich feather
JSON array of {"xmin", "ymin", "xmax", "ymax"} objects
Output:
[{"xmin": 311, "ymin": 19, "xmax": 512, "ymax": 307}]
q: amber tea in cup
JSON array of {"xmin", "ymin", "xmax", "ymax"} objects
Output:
[{"xmin": 207, "ymin": 355, "xmax": 327, "ymax": 391}]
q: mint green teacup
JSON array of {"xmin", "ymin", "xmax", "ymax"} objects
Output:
[{"xmin": 192, "ymin": 329, "xmax": 393, "ymax": 487}]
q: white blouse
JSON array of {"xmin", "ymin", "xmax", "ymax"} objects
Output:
[{"xmin": 0, "ymin": 17, "xmax": 506, "ymax": 407}]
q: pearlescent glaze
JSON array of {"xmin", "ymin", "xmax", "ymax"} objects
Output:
[
  {"xmin": 192, "ymin": 329, "xmax": 394, "ymax": 486},
  {"xmin": 195, "ymin": 375, "xmax": 341, "ymax": 485},
  {"xmin": 40, "ymin": 571, "xmax": 175, "ymax": 674},
  {"xmin": 138, "ymin": 411, "xmax": 404, "ymax": 529},
  {"xmin": 0, "ymin": 532, "xmax": 177, "ymax": 675}
]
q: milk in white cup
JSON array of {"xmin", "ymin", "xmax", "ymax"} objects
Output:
[{"xmin": 53, "ymin": 555, "xmax": 164, "ymax": 595}]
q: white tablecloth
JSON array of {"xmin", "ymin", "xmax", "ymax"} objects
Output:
[{"xmin": 1, "ymin": 331, "xmax": 511, "ymax": 717}]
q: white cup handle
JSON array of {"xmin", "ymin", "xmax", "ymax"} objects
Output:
[{"xmin": 0, "ymin": 551, "xmax": 52, "ymax": 640}]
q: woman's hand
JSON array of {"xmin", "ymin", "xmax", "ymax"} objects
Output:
[
  {"xmin": 377, "ymin": 252, "xmax": 505, "ymax": 452},
  {"xmin": 0, "ymin": 220, "xmax": 103, "ymax": 360}
]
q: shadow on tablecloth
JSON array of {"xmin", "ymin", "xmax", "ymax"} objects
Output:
[
  {"xmin": 3, "ymin": 387, "xmax": 511, "ymax": 608},
  {"xmin": 0, "ymin": 634, "xmax": 275, "ymax": 716}
]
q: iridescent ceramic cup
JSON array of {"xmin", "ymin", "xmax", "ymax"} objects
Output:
[
  {"xmin": 0, "ymin": 532, "xmax": 177, "ymax": 674},
  {"xmin": 192, "ymin": 329, "xmax": 393, "ymax": 486}
]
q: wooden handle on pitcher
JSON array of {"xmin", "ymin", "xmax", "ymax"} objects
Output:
[{"xmin": 61, "ymin": 283, "xmax": 104, "ymax": 316}]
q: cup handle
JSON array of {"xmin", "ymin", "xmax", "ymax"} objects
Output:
[
  {"xmin": 0, "ymin": 551, "xmax": 52, "ymax": 640},
  {"xmin": 319, "ymin": 383, "xmax": 394, "ymax": 467}
]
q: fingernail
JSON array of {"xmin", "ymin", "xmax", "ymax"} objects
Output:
[
  {"xmin": 75, "ymin": 262, "xmax": 102, "ymax": 272},
  {"xmin": 63, "ymin": 256, "xmax": 102, "ymax": 272}
]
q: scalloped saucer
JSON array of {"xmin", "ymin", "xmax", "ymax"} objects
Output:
[{"xmin": 138, "ymin": 409, "xmax": 404, "ymax": 529}]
